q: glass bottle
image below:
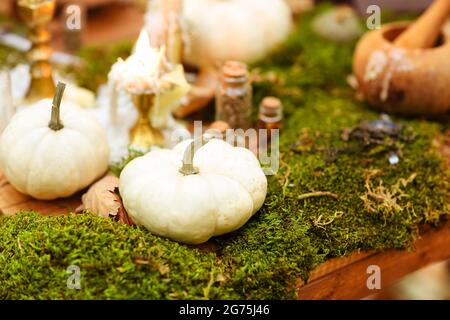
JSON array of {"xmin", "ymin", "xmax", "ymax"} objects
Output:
[
  {"xmin": 216, "ymin": 61, "xmax": 252, "ymax": 130},
  {"xmin": 257, "ymin": 96, "xmax": 283, "ymax": 141}
]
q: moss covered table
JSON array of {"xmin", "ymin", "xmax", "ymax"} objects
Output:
[{"xmin": 0, "ymin": 7, "xmax": 449, "ymax": 299}]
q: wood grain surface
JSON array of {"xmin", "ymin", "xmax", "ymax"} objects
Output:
[{"xmin": 296, "ymin": 220, "xmax": 450, "ymax": 299}]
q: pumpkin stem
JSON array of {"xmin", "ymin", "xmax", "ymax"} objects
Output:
[
  {"xmin": 179, "ymin": 134, "xmax": 218, "ymax": 175},
  {"xmin": 49, "ymin": 81, "xmax": 66, "ymax": 131}
]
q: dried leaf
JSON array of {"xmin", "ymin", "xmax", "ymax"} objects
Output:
[
  {"xmin": 76, "ymin": 175, "xmax": 120, "ymax": 218},
  {"xmin": 134, "ymin": 258, "xmax": 150, "ymax": 265},
  {"xmin": 113, "ymin": 188, "xmax": 135, "ymax": 226}
]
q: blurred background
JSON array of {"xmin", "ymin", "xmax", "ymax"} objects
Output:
[
  {"xmin": 0, "ymin": 0, "xmax": 437, "ymax": 52},
  {"xmin": 0, "ymin": 0, "xmax": 448, "ymax": 300}
]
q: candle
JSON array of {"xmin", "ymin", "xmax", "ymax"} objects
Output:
[
  {"xmin": 1, "ymin": 70, "xmax": 14, "ymax": 131},
  {"xmin": 109, "ymin": 29, "xmax": 166, "ymax": 94},
  {"xmin": 163, "ymin": 0, "xmax": 184, "ymax": 64},
  {"xmin": 109, "ymin": 82, "xmax": 118, "ymax": 125},
  {"xmin": 107, "ymin": 27, "xmax": 190, "ymax": 147},
  {"xmin": 5, "ymin": 70, "xmax": 14, "ymax": 120}
]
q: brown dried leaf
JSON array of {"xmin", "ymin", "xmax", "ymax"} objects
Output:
[
  {"xmin": 76, "ymin": 175, "xmax": 120, "ymax": 218},
  {"xmin": 113, "ymin": 189, "xmax": 135, "ymax": 226}
]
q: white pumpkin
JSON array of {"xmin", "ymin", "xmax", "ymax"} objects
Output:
[
  {"xmin": 311, "ymin": 6, "xmax": 363, "ymax": 43},
  {"xmin": 119, "ymin": 137, "xmax": 267, "ymax": 244},
  {"xmin": 145, "ymin": 0, "xmax": 293, "ymax": 67},
  {"xmin": 0, "ymin": 89, "xmax": 110, "ymax": 200}
]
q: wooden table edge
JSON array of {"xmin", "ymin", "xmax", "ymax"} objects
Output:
[{"xmin": 296, "ymin": 219, "xmax": 450, "ymax": 299}]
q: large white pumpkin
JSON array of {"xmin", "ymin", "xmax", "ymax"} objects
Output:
[
  {"xmin": 119, "ymin": 137, "xmax": 267, "ymax": 244},
  {"xmin": 0, "ymin": 98, "xmax": 110, "ymax": 200},
  {"xmin": 145, "ymin": 0, "xmax": 293, "ymax": 67}
]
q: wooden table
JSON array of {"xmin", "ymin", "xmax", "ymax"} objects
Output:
[
  {"xmin": 51, "ymin": 0, "xmax": 145, "ymax": 50},
  {"xmin": 1, "ymin": 171, "xmax": 449, "ymax": 299},
  {"xmin": 0, "ymin": 0, "xmax": 145, "ymax": 51},
  {"xmin": 295, "ymin": 221, "xmax": 450, "ymax": 299}
]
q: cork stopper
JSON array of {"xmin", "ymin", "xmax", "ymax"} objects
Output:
[
  {"xmin": 221, "ymin": 61, "xmax": 248, "ymax": 79},
  {"xmin": 260, "ymin": 96, "xmax": 282, "ymax": 117},
  {"xmin": 262, "ymin": 96, "xmax": 281, "ymax": 109},
  {"xmin": 209, "ymin": 120, "xmax": 230, "ymax": 134}
]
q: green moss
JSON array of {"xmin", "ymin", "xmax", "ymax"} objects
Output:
[
  {"xmin": 0, "ymin": 14, "xmax": 28, "ymax": 67},
  {"xmin": 109, "ymin": 147, "xmax": 144, "ymax": 177},
  {"xmin": 0, "ymin": 212, "xmax": 231, "ymax": 300},
  {"xmin": 66, "ymin": 41, "xmax": 133, "ymax": 92},
  {"xmin": 0, "ymin": 44, "xmax": 26, "ymax": 68},
  {"xmin": 1, "ymin": 5, "xmax": 449, "ymax": 299}
]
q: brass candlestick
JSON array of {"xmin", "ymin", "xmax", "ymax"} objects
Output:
[
  {"xmin": 17, "ymin": 0, "xmax": 56, "ymax": 103},
  {"xmin": 130, "ymin": 93, "xmax": 164, "ymax": 150}
]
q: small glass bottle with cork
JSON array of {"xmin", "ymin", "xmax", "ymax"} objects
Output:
[
  {"xmin": 257, "ymin": 96, "xmax": 283, "ymax": 141},
  {"xmin": 215, "ymin": 61, "xmax": 252, "ymax": 130}
]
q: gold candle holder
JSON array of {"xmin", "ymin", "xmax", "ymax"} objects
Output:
[
  {"xmin": 130, "ymin": 93, "xmax": 164, "ymax": 150},
  {"xmin": 17, "ymin": 0, "xmax": 56, "ymax": 103}
]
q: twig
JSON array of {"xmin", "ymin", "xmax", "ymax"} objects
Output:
[
  {"xmin": 278, "ymin": 155, "xmax": 292, "ymax": 197},
  {"xmin": 312, "ymin": 211, "xmax": 345, "ymax": 230},
  {"xmin": 203, "ymin": 270, "xmax": 216, "ymax": 300},
  {"xmin": 298, "ymin": 191, "xmax": 338, "ymax": 200},
  {"xmin": 17, "ymin": 239, "xmax": 23, "ymax": 253}
]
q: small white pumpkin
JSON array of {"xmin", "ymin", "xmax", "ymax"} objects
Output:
[
  {"xmin": 311, "ymin": 6, "xmax": 363, "ymax": 43},
  {"xmin": 145, "ymin": 0, "xmax": 293, "ymax": 68},
  {"xmin": 119, "ymin": 137, "xmax": 267, "ymax": 244},
  {"xmin": 0, "ymin": 83, "xmax": 110, "ymax": 200}
]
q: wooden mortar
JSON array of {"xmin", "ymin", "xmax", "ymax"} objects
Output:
[{"xmin": 353, "ymin": 0, "xmax": 450, "ymax": 116}]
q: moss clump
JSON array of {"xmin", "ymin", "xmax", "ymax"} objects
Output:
[
  {"xmin": 0, "ymin": 14, "xmax": 28, "ymax": 67},
  {"xmin": 66, "ymin": 41, "xmax": 133, "ymax": 92},
  {"xmin": 0, "ymin": 212, "xmax": 232, "ymax": 300},
  {"xmin": 1, "ymin": 5, "xmax": 449, "ymax": 299},
  {"xmin": 109, "ymin": 147, "xmax": 144, "ymax": 177}
]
